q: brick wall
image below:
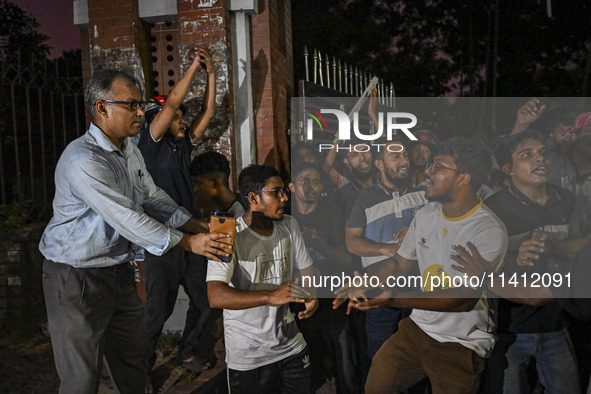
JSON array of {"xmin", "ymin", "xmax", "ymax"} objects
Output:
[
  {"xmin": 251, "ymin": 0, "xmax": 293, "ymax": 177},
  {"xmin": 76, "ymin": 0, "xmax": 293, "ymax": 182}
]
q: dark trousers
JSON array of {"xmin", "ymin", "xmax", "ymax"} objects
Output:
[
  {"xmin": 365, "ymin": 318, "xmax": 485, "ymax": 394},
  {"xmin": 143, "ymin": 248, "xmax": 210, "ymax": 372},
  {"xmin": 296, "ymin": 300, "xmax": 363, "ymax": 393},
  {"xmin": 228, "ymin": 347, "xmax": 313, "ymax": 394},
  {"xmin": 42, "ymin": 259, "xmax": 145, "ymax": 394}
]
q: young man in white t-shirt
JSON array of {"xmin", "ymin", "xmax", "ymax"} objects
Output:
[
  {"xmin": 206, "ymin": 164, "xmax": 319, "ymax": 393},
  {"xmin": 340, "ymin": 138, "xmax": 508, "ymax": 393}
]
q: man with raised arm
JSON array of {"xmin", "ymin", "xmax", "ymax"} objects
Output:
[{"xmin": 137, "ymin": 47, "xmax": 218, "ymax": 379}]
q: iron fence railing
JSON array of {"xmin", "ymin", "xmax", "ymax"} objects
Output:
[{"xmin": 0, "ymin": 50, "xmax": 84, "ymax": 221}]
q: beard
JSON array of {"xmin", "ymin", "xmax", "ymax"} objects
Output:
[{"xmin": 385, "ymin": 171, "xmax": 410, "ymax": 190}]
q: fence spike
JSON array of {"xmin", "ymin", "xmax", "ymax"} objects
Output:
[
  {"xmin": 332, "ymin": 56, "xmax": 337, "ymax": 90},
  {"xmin": 338, "ymin": 59, "xmax": 342, "ymax": 92},
  {"xmin": 325, "ymin": 55, "xmax": 330, "ymax": 88},
  {"xmin": 318, "ymin": 51, "xmax": 324, "ymax": 86},
  {"xmin": 304, "ymin": 45, "xmax": 309, "ymax": 82},
  {"xmin": 313, "ymin": 48, "xmax": 318, "ymax": 84}
]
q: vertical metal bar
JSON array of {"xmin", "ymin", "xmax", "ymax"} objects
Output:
[
  {"xmin": 62, "ymin": 94, "xmax": 67, "ymax": 149},
  {"xmin": 355, "ymin": 67, "xmax": 359, "ymax": 96},
  {"xmin": 38, "ymin": 89, "xmax": 47, "ymax": 205},
  {"xmin": 26, "ymin": 87, "xmax": 34, "ymax": 202},
  {"xmin": 50, "ymin": 92, "xmax": 57, "ymax": 168},
  {"xmin": 74, "ymin": 94, "xmax": 81, "ymax": 137},
  {"xmin": 318, "ymin": 51, "xmax": 324, "ymax": 86},
  {"xmin": 304, "ymin": 46, "xmax": 309, "ymax": 82},
  {"xmin": 338, "ymin": 60, "xmax": 342, "ymax": 92},
  {"xmin": 325, "ymin": 55, "xmax": 330, "ymax": 89},
  {"xmin": 313, "ymin": 49, "xmax": 318, "ymax": 84},
  {"xmin": 380, "ymin": 79, "xmax": 385, "ymax": 105},
  {"xmin": 389, "ymin": 83, "xmax": 394, "ymax": 108},
  {"xmin": 10, "ymin": 84, "xmax": 22, "ymax": 201},
  {"xmin": 349, "ymin": 65, "xmax": 353, "ymax": 95},
  {"xmin": 332, "ymin": 57, "xmax": 336, "ymax": 90},
  {"xmin": 344, "ymin": 63, "xmax": 348, "ymax": 94}
]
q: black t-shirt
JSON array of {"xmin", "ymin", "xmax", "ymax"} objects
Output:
[
  {"xmin": 552, "ymin": 242, "xmax": 591, "ymax": 321},
  {"xmin": 485, "ymin": 182, "xmax": 574, "ymax": 333},
  {"xmin": 137, "ymin": 128, "xmax": 197, "ymax": 215}
]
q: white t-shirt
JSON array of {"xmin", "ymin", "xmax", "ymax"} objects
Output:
[
  {"xmin": 397, "ymin": 201, "xmax": 508, "ymax": 357},
  {"xmin": 206, "ymin": 215, "xmax": 313, "ymax": 371}
]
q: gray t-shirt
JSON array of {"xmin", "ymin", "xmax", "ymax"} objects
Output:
[{"xmin": 207, "ymin": 215, "xmax": 313, "ymax": 370}]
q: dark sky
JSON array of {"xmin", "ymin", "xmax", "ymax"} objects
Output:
[{"xmin": 12, "ymin": 0, "xmax": 81, "ymax": 58}]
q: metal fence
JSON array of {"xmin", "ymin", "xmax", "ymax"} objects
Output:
[
  {"xmin": 303, "ymin": 46, "xmax": 395, "ymax": 106},
  {"xmin": 0, "ymin": 51, "xmax": 85, "ymax": 221},
  {"xmin": 294, "ymin": 47, "xmax": 396, "ymax": 141}
]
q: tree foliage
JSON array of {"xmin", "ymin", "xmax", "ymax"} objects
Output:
[
  {"xmin": 292, "ymin": 0, "xmax": 591, "ymax": 97},
  {"xmin": 0, "ymin": 0, "xmax": 50, "ymax": 62}
]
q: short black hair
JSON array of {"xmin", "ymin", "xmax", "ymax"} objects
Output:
[
  {"xmin": 291, "ymin": 162, "xmax": 321, "ymax": 181},
  {"xmin": 437, "ymin": 137, "xmax": 492, "ymax": 192},
  {"xmin": 190, "ymin": 151, "xmax": 231, "ymax": 185},
  {"xmin": 494, "ymin": 130, "xmax": 546, "ymax": 168},
  {"xmin": 85, "ymin": 69, "xmax": 140, "ymax": 118},
  {"xmin": 238, "ymin": 165, "xmax": 281, "ymax": 209}
]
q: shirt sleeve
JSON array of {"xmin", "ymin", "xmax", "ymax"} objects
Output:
[
  {"xmin": 140, "ymin": 167, "xmax": 192, "ymax": 228},
  {"xmin": 207, "ymin": 254, "xmax": 235, "ymax": 283},
  {"xmin": 397, "ymin": 216, "xmax": 417, "ymax": 260},
  {"xmin": 346, "ymin": 194, "xmax": 367, "ymax": 229},
  {"xmin": 69, "ymin": 154, "xmax": 183, "ymax": 256},
  {"xmin": 471, "ymin": 226, "xmax": 508, "ymax": 272},
  {"xmin": 289, "ymin": 217, "xmax": 314, "ymax": 270}
]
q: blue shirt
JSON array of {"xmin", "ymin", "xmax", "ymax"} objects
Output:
[{"xmin": 39, "ymin": 123, "xmax": 191, "ymax": 268}]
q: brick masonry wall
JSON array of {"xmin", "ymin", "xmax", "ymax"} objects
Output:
[
  {"xmin": 77, "ymin": 0, "xmax": 293, "ymax": 184},
  {"xmin": 251, "ymin": 0, "xmax": 293, "ymax": 177}
]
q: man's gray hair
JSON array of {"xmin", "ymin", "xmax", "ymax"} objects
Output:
[{"xmin": 85, "ymin": 69, "xmax": 140, "ymax": 118}]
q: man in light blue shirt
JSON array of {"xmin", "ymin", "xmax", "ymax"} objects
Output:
[{"xmin": 40, "ymin": 69, "xmax": 229, "ymax": 394}]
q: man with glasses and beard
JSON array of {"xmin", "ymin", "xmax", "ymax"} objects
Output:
[
  {"xmin": 206, "ymin": 165, "xmax": 319, "ymax": 393},
  {"xmin": 342, "ymin": 137, "xmax": 508, "ymax": 394},
  {"xmin": 39, "ymin": 69, "xmax": 229, "ymax": 393},
  {"xmin": 345, "ymin": 137, "xmax": 427, "ymax": 360}
]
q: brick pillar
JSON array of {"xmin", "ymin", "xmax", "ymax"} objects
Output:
[
  {"xmin": 251, "ymin": 0, "xmax": 293, "ymax": 177},
  {"xmin": 177, "ymin": 0, "xmax": 234, "ymax": 167},
  {"xmin": 86, "ymin": 0, "xmax": 151, "ymax": 96}
]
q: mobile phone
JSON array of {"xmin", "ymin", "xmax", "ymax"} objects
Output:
[{"xmin": 209, "ymin": 211, "xmax": 236, "ymax": 263}]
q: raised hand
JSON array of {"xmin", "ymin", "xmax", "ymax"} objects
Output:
[{"xmin": 191, "ymin": 47, "xmax": 214, "ymax": 74}]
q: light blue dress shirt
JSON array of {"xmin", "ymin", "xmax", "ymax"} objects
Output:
[{"xmin": 40, "ymin": 123, "xmax": 191, "ymax": 268}]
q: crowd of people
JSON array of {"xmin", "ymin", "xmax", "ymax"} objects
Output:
[{"xmin": 38, "ymin": 45, "xmax": 591, "ymax": 394}]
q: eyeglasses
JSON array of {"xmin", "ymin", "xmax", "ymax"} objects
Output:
[
  {"xmin": 259, "ymin": 187, "xmax": 289, "ymax": 198},
  {"xmin": 99, "ymin": 99, "xmax": 146, "ymax": 111},
  {"xmin": 427, "ymin": 162, "xmax": 461, "ymax": 175}
]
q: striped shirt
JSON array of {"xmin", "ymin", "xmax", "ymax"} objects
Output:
[{"xmin": 346, "ymin": 180, "xmax": 427, "ymax": 268}]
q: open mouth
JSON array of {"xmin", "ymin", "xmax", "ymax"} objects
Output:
[
  {"xmin": 397, "ymin": 165, "xmax": 408, "ymax": 175},
  {"xmin": 532, "ymin": 166, "xmax": 548, "ymax": 175},
  {"xmin": 425, "ymin": 177, "xmax": 433, "ymax": 188}
]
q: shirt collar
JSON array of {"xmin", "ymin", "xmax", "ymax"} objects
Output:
[
  {"xmin": 88, "ymin": 122, "xmax": 129, "ymax": 154},
  {"xmin": 377, "ymin": 179, "xmax": 408, "ymax": 197},
  {"xmin": 507, "ymin": 180, "xmax": 560, "ymax": 207}
]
